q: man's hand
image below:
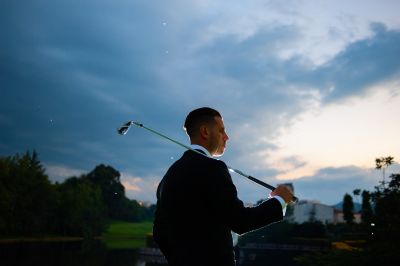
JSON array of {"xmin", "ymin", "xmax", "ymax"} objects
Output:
[{"xmin": 270, "ymin": 185, "xmax": 294, "ymax": 204}]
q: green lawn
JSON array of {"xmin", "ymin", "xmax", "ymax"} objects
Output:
[{"xmin": 102, "ymin": 220, "xmax": 153, "ymax": 249}]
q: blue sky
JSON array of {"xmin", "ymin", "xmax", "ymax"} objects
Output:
[{"xmin": 1, "ymin": 0, "xmax": 400, "ymax": 205}]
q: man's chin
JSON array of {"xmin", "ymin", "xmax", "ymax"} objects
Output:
[{"xmin": 213, "ymin": 149, "xmax": 225, "ymax": 157}]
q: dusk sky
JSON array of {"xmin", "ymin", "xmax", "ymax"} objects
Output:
[{"xmin": 1, "ymin": 0, "xmax": 399, "ymax": 205}]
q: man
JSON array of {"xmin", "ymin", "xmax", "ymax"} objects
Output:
[{"xmin": 153, "ymin": 107, "xmax": 293, "ymax": 266}]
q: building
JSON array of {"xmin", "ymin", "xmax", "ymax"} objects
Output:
[
  {"xmin": 276, "ymin": 183, "xmax": 362, "ymax": 224},
  {"xmin": 290, "ymin": 200, "xmax": 335, "ymax": 224}
]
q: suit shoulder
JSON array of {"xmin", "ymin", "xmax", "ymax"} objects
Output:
[
  {"xmin": 184, "ymin": 150, "xmax": 226, "ymax": 164},
  {"xmin": 214, "ymin": 159, "xmax": 228, "ymax": 169},
  {"xmin": 199, "ymin": 155, "xmax": 229, "ymax": 171}
]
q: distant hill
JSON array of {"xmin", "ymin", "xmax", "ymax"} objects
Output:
[{"xmin": 332, "ymin": 201, "xmax": 362, "ymax": 212}]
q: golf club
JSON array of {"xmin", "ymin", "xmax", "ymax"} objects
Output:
[{"xmin": 117, "ymin": 120, "xmax": 298, "ymax": 203}]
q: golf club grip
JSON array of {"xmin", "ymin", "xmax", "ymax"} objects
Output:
[{"xmin": 247, "ymin": 175, "xmax": 298, "ymax": 203}]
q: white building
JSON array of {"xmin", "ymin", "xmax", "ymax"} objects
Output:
[
  {"xmin": 275, "ymin": 184, "xmax": 361, "ymax": 224},
  {"xmin": 290, "ymin": 200, "xmax": 335, "ymax": 224}
]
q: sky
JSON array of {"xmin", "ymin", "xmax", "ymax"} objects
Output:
[{"xmin": 1, "ymin": 0, "xmax": 400, "ymax": 205}]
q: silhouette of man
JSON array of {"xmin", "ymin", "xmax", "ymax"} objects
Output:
[{"xmin": 153, "ymin": 107, "xmax": 293, "ymax": 266}]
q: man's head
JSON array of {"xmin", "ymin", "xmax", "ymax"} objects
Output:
[{"xmin": 184, "ymin": 107, "xmax": 229, "ymax": 156}]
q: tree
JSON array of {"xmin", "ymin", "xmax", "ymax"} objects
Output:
[
  {"xmin": 83, "ymin": 164, "xmax": 154, "ymax": 222},
  {"xmin": 372, "ymin": 173, "xmax": 400, "ymax": 240},
  {"xmin": 84, "ymin": 164, "xmax": 126, "ymax": 219},
  {"xmin": 296, "ymin": 160, "xmax": 400, "ymax": 265},
  {"xmin": 361, "ymin": 190, "xmax": 373, "ymax": 225},
  {"xmin": 342, "ymin": 193, "xmax": 354, "ymax": 224},
  {"xmin": 1, "ymin": 150, "xmax": 156, "ymax": 238},
  {"xmin": 375, "ymin": 156, "xmax": 395, "ymax": 187},
  {"xmin": 388, "ymin": 173, "xmax": 400, "ymax": 191},
  {"xmin": 0, "ymin": 151, "xmax": 56, "ymax": 236},
  {"xmin": 54, "ymin": 177, "xmax": 107, "ymax": 237}
]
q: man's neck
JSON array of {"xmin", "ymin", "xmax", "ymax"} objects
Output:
[{"xmin": 190, "ymin": 144, "xmax": 212, "ymax": 157}]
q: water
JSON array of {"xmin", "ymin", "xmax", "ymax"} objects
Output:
[
  {"xmin": 0, "ymin": 240, "xmax": 302, "ymax": 266},
  {"xmin": 0, "ymin": 240, "xmax": 142, "ymax": 266}
]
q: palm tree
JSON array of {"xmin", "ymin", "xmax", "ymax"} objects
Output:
[{"xmin": 375, "ymin": 156, "xmax": 395, "ymax": 187}]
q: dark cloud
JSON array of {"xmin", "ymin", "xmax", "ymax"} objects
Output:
[
  {"xmin": 0, "ymin": 0, "xmax": 184, "ymax": 173},
  {"xmin": 1, "ymin": 1, "xmax": 399, "ymax": 203},
  {"xmin": 291, "ymin": 23, "xmax": 400, "ymax": 101}
]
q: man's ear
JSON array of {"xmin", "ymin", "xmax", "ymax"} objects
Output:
[{"xmin": 199, "ymin": 124, "xmax": 210, "ymax": 140}]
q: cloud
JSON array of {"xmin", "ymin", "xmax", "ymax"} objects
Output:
[
  {"xmin": 1, "ymin": 1, "xmax": 400, "ymax": 205},
  {"xmin": 121, "ymin": 177, "xmax": 142, "ymax": 192},
  {"xmin": 44, "ymin": 163, "xmax": 86, "ymax": 183},
  {"xmin": 289, "ymin": 163, "xmax": 400, "ymax": 205},
  {"xmin": 294, "ymin": 167, "xmax": 376, "ymax": 204},
  {"xmin": 120, "ymin": 172, "xmax": 161, "ymax": 202},
  {"xmin": 267, "ymin": 82, "xmax": 400, "ymax": 180},
  {"xmin": 305, "ymin": 23, "xmax": 400, "ymax": 102},
  {"xmin": 218, "ymin": 24, "xmax": 400, "ymax": 178}
]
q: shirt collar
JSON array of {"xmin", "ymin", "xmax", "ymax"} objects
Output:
[{"xmin": 190, "ymin": 144, "xmax": 212, "ymax": 157}]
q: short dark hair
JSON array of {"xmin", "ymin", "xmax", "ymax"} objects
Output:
[{"xmin": 184, "ymin": 107, "xmax": 221, "ymax": 138}]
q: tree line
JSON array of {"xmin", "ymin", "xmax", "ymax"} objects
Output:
[
  {"xmin": 239, "ymin": 156, "xmax": 400, "ymax": 265},
  {"xmin": 0, "ymin": 151, "xmax": 155, "ymax": 238},
  {"xmin": 296, "ymin": 156, "xmax": 400, "ymax": 265},
  {"xmin": 341, "ymin": 156, "xmax": 398, "ymax": 230}
]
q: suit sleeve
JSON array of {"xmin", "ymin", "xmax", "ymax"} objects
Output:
[{"xmin": 212, "ymin": 160, "xmax": 283, "ymax": 235}]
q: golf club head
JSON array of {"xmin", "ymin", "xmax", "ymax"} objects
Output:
[{"xmin": 117, "ymin": 121, "xmax": 133, "ymax": 135}]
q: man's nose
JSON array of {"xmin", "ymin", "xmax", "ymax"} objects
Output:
[{"xmin": 225, "ymin": 133, "xmax": 229, "ymax": 141}]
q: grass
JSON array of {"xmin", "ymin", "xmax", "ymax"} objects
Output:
[{"xmin": 102, "ymin": 220, "xmax": 153, "ymax": 249}]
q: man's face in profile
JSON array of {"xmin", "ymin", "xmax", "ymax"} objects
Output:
[{"xmin": 208, "ymin": 116, "xmax": 229, "ymax": 157}]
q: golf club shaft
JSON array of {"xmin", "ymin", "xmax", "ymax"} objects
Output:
[{"xmin": 123, "ymin": 121, "xmax": 297, "ymax": 202}]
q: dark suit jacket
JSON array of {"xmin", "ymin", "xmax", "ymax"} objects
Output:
[{"xmin": 153, "ymin": 150, "xmax": 283, "ymax": 266}]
